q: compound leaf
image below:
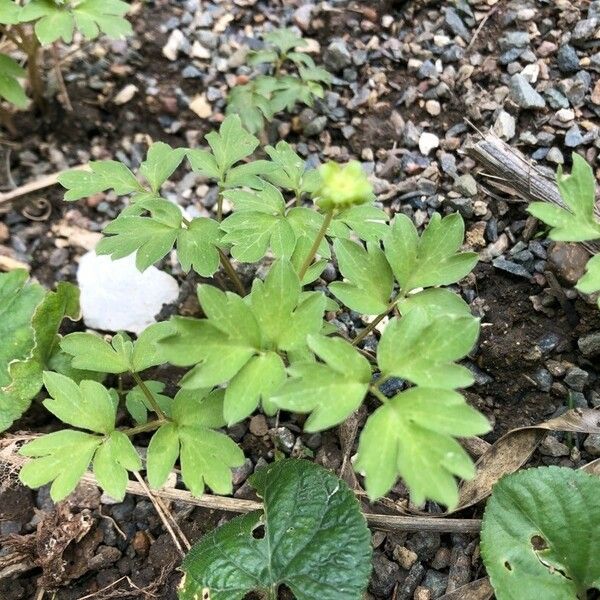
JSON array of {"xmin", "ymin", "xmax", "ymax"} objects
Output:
[
  {"xmin": 140, "ymin": 142, "xmax": 187, "ymax": 192},
  {"xmin": 481, "ymin": 466, "xmax": 600, "ymax": 600},
  {"xmin": 331, "ymin": 204, "xmax": 389, "ymax": 242},
  {"xmin": 176, "ymin": 217, "xmax": 222, "ymax": 276},
  {"xmin": 355, "ymin": 387, "xmax": 490, "ymax": 506},
  {"xmin": 42, "ymin": 372, "xmax": 116, "ymax": 434},
  {"xmin": 205, "ymin": 114, "xmax": 259, "ymax": 174},
  {"xmin": 126, "ymin": 380, "xmax": 171, "ymax": 424},
  {"xmin": 329, "ymin": 238, "xmax": 393, "ymax": 315},
  {"xmin": 377, "ymin": 308, "xmax": 479, "ymax": 389},
  {"xmin": 272, "ymin": 335, "xmax": 370, "ymax": 431},
  {"xmin": 180, "ymin": 459, "xmax": 372, "ymax": 600},
  {"xmin": 19, "ymin": 429, "xmax": 102, "ymax": 501},
  {"xmin": 528, "ymin": 154, "xmax": 600, "ymax": 242},
  {"xmin": 385, "ymin": 213, "xmax": 477, "ymax": 292}
]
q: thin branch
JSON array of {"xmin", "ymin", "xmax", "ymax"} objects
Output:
[
  {"xmin": 352, "ymin": 300, "xmax": 397, "ymax": 346},
  {"xmin": 218, "ymin": 248, "xmax": 246, "ymax": 296},
  {"xmin": 298, "ymin": 210, "xmax": 333, "ymax": 279},
  {"xmin": 131, "ymin": 373, "xmax": 167, "ymax": 420}
]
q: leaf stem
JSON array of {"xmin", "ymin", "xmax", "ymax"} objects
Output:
[
  {"xmin": 298, "ymin": 210, "xmax": 333, "ymax": 280},
  {"xmin": 352, "ymin": 300, "xmax": 398, "ymax": 346},
  {"xmin": 132, "ymin": 372, "xmax": 167, "ymax": 420},
  {"xmin": 216, "ymin": 186, "xmax": 224, "ymax": 222},
  {"xmin": 218, "ymin": 247, "xmax": 246, "ymax": 296},
  {"xmin": 123, "ymin": 418, "xmax": 167, "ymax": 437}
]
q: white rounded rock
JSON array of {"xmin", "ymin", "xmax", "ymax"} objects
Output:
[{"xmin": 77, "ymin": 252, "xmax": 179, "ymax": 334}]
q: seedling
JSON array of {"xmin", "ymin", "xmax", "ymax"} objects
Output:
[
  {"xmin": 528, "ymin": 153, "xmax": 600, "ymax": 306},
  {"xmin": 226, "ymin": 27, "xmax": 332, "ymax": 133},
  {"xmin": 0, "ymin": 0, "xmax": 132, "ymax": 111},
  {"xmin": 15, "ymin": 115, "xmax": 488, "ymax": 513}
]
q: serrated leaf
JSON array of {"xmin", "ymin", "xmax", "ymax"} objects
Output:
[
  {"xmin": 147, "ymin": 390, "xmax": 243, "ymax": 495},
  {"xmin": 224, "ymin": 159, "xmax": 276, "ymax": 189},
  {"xmin": 329, "ymin": 238, "xmax": 394, "ymax": 315},
  {"xmin": 186, "ymin": 148, "xmax": 220, "ymax": 179},
  {"xmin": 331, "ymin": 204, "xmax": 389, "ymax": 242},
  {"xmin": 355, "ymin": 387, "xmax": 490, "ymax": 507},
  {"xmin": 176, "ymin": 217, "xmax": 222, "ymax": 276},
  {"xmin": 72, "ymin": 0, "xmax": 132, "ymax": 40},
  {"xmin": 263, "ymin": 141, "xmax": 319, "ymax": 197},
  {"xmin": 126, "ymin": 380, "xmax": 171, "ymax": 424},
  {"xmin": 264, "ymin": 27, "xmax": 306, "ymax": 54},
  {"xmin": 19, "ymin": 429, "xmax": 102, "ymax": 501},
  {"xmin": 225, "ymin": 82, "xmax": 272, "ymax": 135},
  {"xmin": 385, "ymin": 213, "xmax": 478, "ymax": 292},
  {"xmin": 377, "ymin": 309, "xmax": 479, "ymax": 389},
  {"xmin": 180, "ymin": 459, "xmax": 372, "ymax": 600},
  {"xmin": 0, "ymin": 53, "xmax": 28, "ymax": 108},
  {"xmin": 97, "ymin": 198, "xmax": 182, "ymax": 271},
  {"xmin": 42, "ymin": 372, "xmax": 116, "ymax": 434},
  {"xmin": 224, "ymin": 351, "xmax": 286, "ymax": 424},
  {"xmin": 528, "ymin": 154, "xmax": 600, "ymax": 242},
  {"xmin": 60, "ymin": 332, "xmax": 131, "ymax": 373},
  {"xmin": 269, "ymin": 76, "xmax": 319, "ymax": 113},
  {"xmin": 277, "ymin": 291, "xmax": 326, "ymax": 351},
  {"xmin": 35, "ymin": 7, "xmax": 75, "ymax": 44},
  {"xmin": 93, "ymin": 430, "xmax": 141, "ymax": 501},
  {"xmin": 247, "ymin": 49, "xmax": 278, "ymax": 65},
  {"xmin": 206, "ymin": 114, "xmax": 259, "ymax": 174},
  {"xmin": 272, "ymin": 335, "xmax": 370, "ymax": 431},
  {"xmin": 223, "ymin": 182, "xmax": 285, "ymax": 214},
  {"xmin": 481, "ymin": 466, "xmax": 600, "ymax": 600},
  {"xmin": 0, "ymin": 0, "xmax": 21, "ymax": 24},
  {"xmin": 140, "ymin": 142, "xmax": 187, "ymax": 192},
  {"xmin": 6, "ymin": 281, "xmax": 80, "ymax": 404},
  {"xmin": 398, "ymin": 288, "xmax": 472, "ymax": 317}
]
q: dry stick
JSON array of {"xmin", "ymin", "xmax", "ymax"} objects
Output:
[
  {"xmin": 51, "ymin": 42, "xmax": 73, "ymax": 112},
  {"xmin": 152, "ymin": 488, "xmax": 192, "ymax": 552},
  {"xmin": 466, "ymin": 131, "xmax": 600, "ymax": 255},
  {"xmin": 0, "ymin": 445, "xmax": 481, "ymax": 533},
  {"xmin": 465, "ymin": 1, "xmax": 502, "ymax": 52},
  {"xmin": 0, "ymin": 164, "xmax": 89, "ymax": 206},
  {"xmin": 132, "ymin": 472, "xmax": 188, "ymax": 557}
]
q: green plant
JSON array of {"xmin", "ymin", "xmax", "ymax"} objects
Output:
[
  {"xmin": 0, "ymin": 0, "xmax": 132, "ymax": 111},
  {"xmin": 179, "ymin": 459, "xmax": 372, "ymax": 600},
  {"xmin": 528, "ymin": 153, "xmax": 600, "ymax": 306},
  {"xmin": 16, "ymin": 115, "xmax": 489, "ymax": 511},
  {"xmin": 481, "ymin": 466, "xmax": 600, "ymax": 600},
  {"xmin": 226, "ymin": 27, "xmax": 332, "ymax": 134}
]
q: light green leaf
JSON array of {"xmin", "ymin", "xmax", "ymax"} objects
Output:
[
  {"xmin": 576, "ymin": 254, "xmax": 600, "ymax": 306},
  {"xmin": 126, "ymin": 380, "xmax": 171, "ymax": 424},
  {"xmin": 60, "ymin": 332, "xmax": 131, "ymax": 373},
  {"xmin": 272, "ymin": 335, "xmax": 371, "ymax": 431},
  {"xmin": 481, "ymin": 466, "xmax": 600, "ymax": 600},
  {"xmin": 225, "ymin": 82, "xmax": 273, "ymax": 135},
  {"xmin": 329, "ymin": 238, "xmax": 393, "ymax": 315},
  {"xmin": 528, "ymin": 154, "xmax": 600, "ymax": 242},
  {"xmin": 377, "ymin": 309, "xmax": 479, "ymax": 389},
  {"xmin": 247, "ymin": 49, "xmax": 278, "ymax": 65},
  {"xmin": 0, "ymin": 0, "xmax": 21, "ymax": 24},
  {"xmin": 19, "ymin": 429, "xmax": 102, "ymax": 502},
  {"xmin": 146, "ymin": 423, "xmax": 180, "ymax": 489},
  {"xmin": 72, "ymin": 0, "xmax": 132, "ymax": 40},
  {"xmin": 180, "ymin": 459, "xmax": 372, "ymax": 600},
  {"xmin": 398, "ymin": 288, "xmax": 472, "ymax": 317},
  {"xmin": 264, "ymin": 27, "xmax": 307, "ymax": 54},
  {"xmin": 223, "ymin": 183, "xmax": 285, "ymax": 214},
  {"xmin": 263, "ymin": 140, "xmax": 312, "ymax": 195},
  {"xmin": 224, "ymin": 160, "xmax": 276, "ymax": 189},
  {"xmin": 93, "ymin": 430, "xmax": 141, "ymax": 501},
  {"xmin": 384, "ymin": 213, "xmax": 478, "ymax": 292},
  {"xmin": 0, "ymin": 54, "xmax": 28, "ymax": 108},
  {"xmin": 224, "ymin": 351, "xmax": 286, "ymax": 424},
  {"xmin": 205, "ymin": 114, "xmax": 259, "ymax": 174},
  {"xmin": 140, "ymin": 142, "xmax": 187, "ymax": 192},
  {"xmin": 35, "ymin": 7, "xmax": 75, "ymax": 44},
  {"xmin": 331, "ymin": 205, "xmax": 389, "ymax": 242},
  {"xmin": 277, "ymin": 291, "xmax": 326, "ymax": 351},
  {"xmin": 355, "ymin": 387, "xmax": 490, "ymax": 506},
  {"xmin": 186, "ymin": 148, "xmax": 220, "ymax": 179},
  {"xmin": 42, "ymin": 372, "xmax": 116, "ymax": 434},
  {"xmin": 176, "ymin": 217, "xmax": 222, "ymax": 276}
]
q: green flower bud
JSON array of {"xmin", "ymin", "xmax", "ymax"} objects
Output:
[{"xmin": 314, "ymin": 161, "xmax": 374, "ymax": 211}]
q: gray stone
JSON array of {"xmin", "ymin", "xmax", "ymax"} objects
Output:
[
  {"xmin": 446, "ymin": 197, "xmax": 473, "ymax": 218},
  {"xmin": 492, "ymin": 258, "xmax": 532, "ymax": 278},
  {"xmin": 565, "ymin": 125, "xmax": 584, "ymax": 147},
  {"xmin": 546, "ymin": 147, "xmax": 564, "ymax": 164},
  {"xmin": 578, "ymin": 332, "xmax": 600, "ymax": 356},
  {"xmin": 532, "ymin": 368, "xmax": 553, "ymax": 392},
  {"xmin": 444, "ymin": 7, "xmax": 470, "ymax": 41},
  {"xmin": 292, "ymin": 4, "xmax": 313, "ymax": 31},
  {"xmin": 369, "ymin": 551, "xmax": 400, "ymax": 597},
  {"xmin": 323, "ymin": 39, "xmax": 352, "ymax": 72},
  {"xmin": 454, "ymin": 174, "xmax": 478, "ymax": 196},
  {"xmin": 572, "ymin": 18, "xmax": 599, "ymax": 45},
  {"xmin": 303, "ymin": 115, "xmax": 327, "ymax": 136},
  {"xmin": 418, "ymin": 60, "xmax": 438, "ymax": 80},
  {"xmin": 540, "ymin": 435, "xmax": 570, "ymax": 457},
  {"xmin": 423, "ymin": 569, "xmax": 448, "ymax": 599},
  {"xmin": 564, "ymin": 366, "xmax": 589, "ymax": 391},
  {"xmin": 545, "ymin": 88, "xmax": 570, "ymax": 109},
  {"xmin": 584, "ymin": 433, "xmax": 600, "ymax": 456},
  {"xmin": 557, "ymin": 45, "xmax": 580, "ymax": 73},
  {"xmin": 510, "ymin": 74, "xmax": 546, "ymax": 108},
  {"xmin": 501, "ymin": 31, "xmax": 530, "ymax": 49}
]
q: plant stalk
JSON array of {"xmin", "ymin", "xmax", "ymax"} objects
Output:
[
  {"xmin": 352, "ymin": 300, "xmax": 398, "ymax": 346},
  {"xmin": 17, "ymin": 26, "xmax": 44, "ymax": 108},
  {"xmin": 218, "ymin": 247, "xmax": 246, "ymax": 296},
  {"xmin": 298, "ymin": 209, "xmax": 333, "ymax": 280},
  {"xmin": 132, "ymin": 372, "xmax": 167, "ymax": 420},
  {"xmin": 369, "ymin": 385, "xmax": 389, "ymax": 405},
  {"xmin": 124, "ymin": 418, "xmax": 167, "ymax": 437},
  {"xmin": 52, "ymin": 42, "xmax": 73, "ymax": 111},
  {"xmin": 216, "ymin": 186, "xmax": 224, "ymax": 221}
]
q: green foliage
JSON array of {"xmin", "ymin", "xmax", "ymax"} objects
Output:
[
  {"xmin": 576, "ymin": 253, "xmax": 600, "ymax": 306},
  {"xmin": 226, "ymin": 28, "xmax": 332, "ymax": 133},
  {"xmin": 481, "ymin": 466, "xmax": 600, "ymax": 600},
  {"xmin": 19, "ymin": 0, "xmax": 132, "ymax": 45},
  {"xmin": 315, "ymin": 161, "xmax": 375, "ymax": 211},
  {"xmin": 528, "ymin": 154, "xmax": 600, "ymax": 242},
  {"xmin": 179, "ymin": 459, "xmax": 372, "ymax": 600},
  {"xmin": 0, "ymin": 53, "xmax": 28, "ymax": 108}
]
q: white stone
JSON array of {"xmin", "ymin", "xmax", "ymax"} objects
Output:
[
  {"xmin": 556, "ymin": 108, "xmax": 575, "ymax": 122},
  {"xmin": 191, "ymin": 40, "xmax": 211, "ymax": 59},
  {"xmin": 77, "ymin": 252, "xmax": 179, "ymax": 334},
  {"xmin": 162, "ymin": 29, "xmax": 186, "ymax": 61},
  {"xmin": 493, "ymin": 110, "xmax": 516, "ymax": 140},
  {"xmin": 113, "ymin": 84, "xmax": 138, "ymax": 105},
  {"xmin": 418, "ymin": 131, "xmax": 439, "ymax": 155}
]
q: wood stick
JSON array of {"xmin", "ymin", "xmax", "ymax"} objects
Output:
[
  {"xmin": 0, "ymin": 164, "xmax": 88, "ymax": 206},
  {"xmin": 0, "ymin": 439, "xmax": 481, "ymax": 534},
  {"xmin": 466, "ymin": 131, "xmax": 600, "ymax": 254}
]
